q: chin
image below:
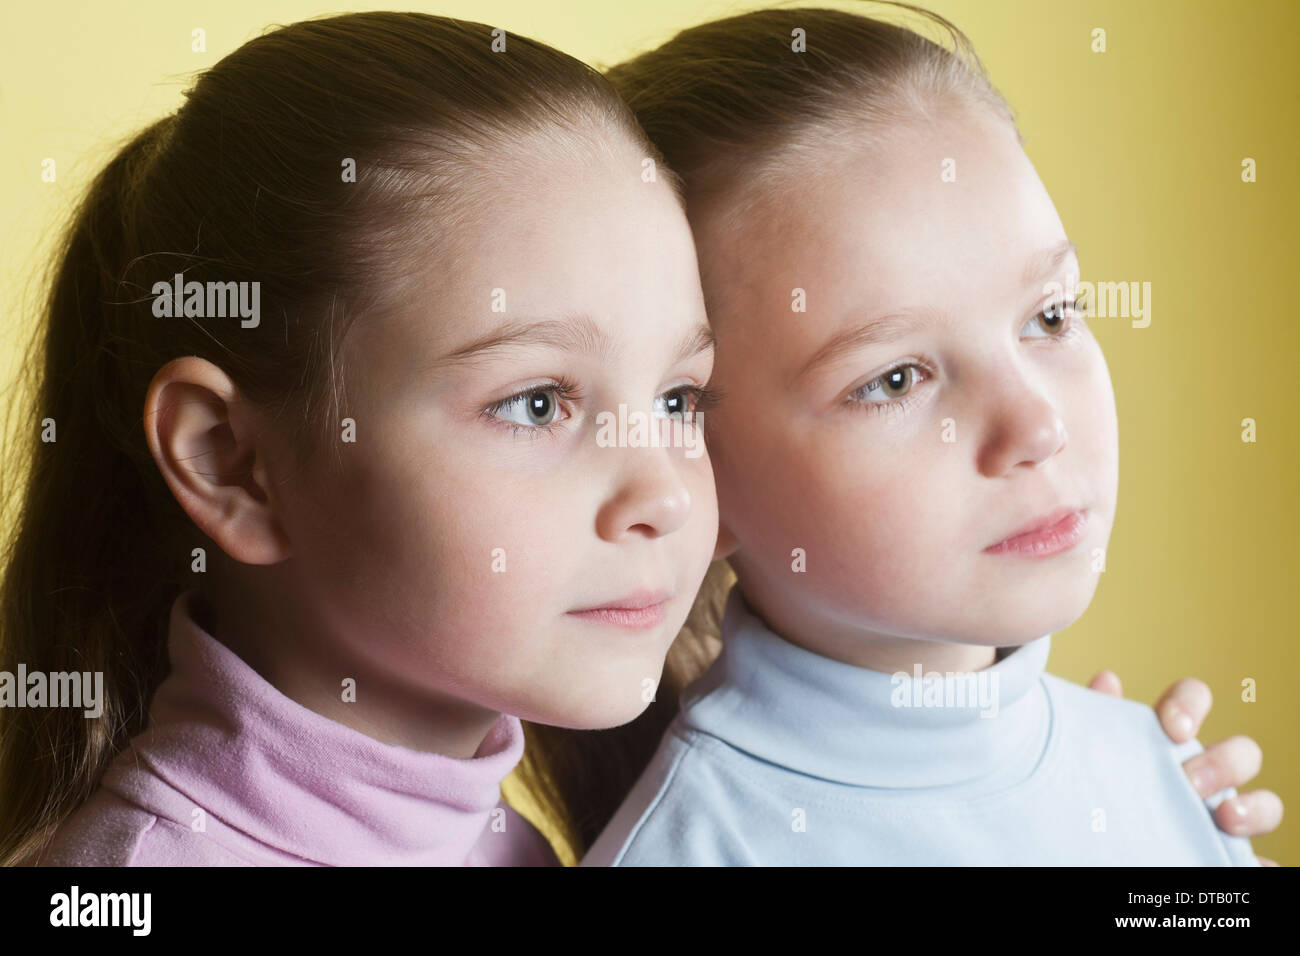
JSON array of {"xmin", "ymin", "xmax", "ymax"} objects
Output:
[
  {"xmin": 512, "ymin": 661, "xmax": 664, "ymax": 729},
  {"xmin": 985, "ymin": 571, "xmax": 1100, "ymax": 640},
  {"xmin": 527, "ymin": 694, "xmax": 654, "ymax": 732},
  {"xmin": 1005, "ymin": 602, "xmax": 1092, "ymax": 643}
]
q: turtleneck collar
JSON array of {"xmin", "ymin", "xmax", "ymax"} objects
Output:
[
  {"xmin": 679, "ymin": 589, "xmax": 1054, "ymax": 790},
  {"xmin": 101, "ymin": 588, "xmax": 526, "ymax": 865}
]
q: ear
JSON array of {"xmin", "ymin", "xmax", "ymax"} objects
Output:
[
  {"xmin": 142, "ymin": 356, "xmax": 291, "ymax": 565},
  {"xmin": 713, "ymin": 519, "xmax": 740, "ymax": 561}
]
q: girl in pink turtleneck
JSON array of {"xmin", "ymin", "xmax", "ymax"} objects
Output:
[{"xmin": 4, "ymin": 11, "xmax": 715, "ymax": 867}]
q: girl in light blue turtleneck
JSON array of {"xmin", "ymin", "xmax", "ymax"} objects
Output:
[{"xmin": 585, "ymin": 6, "xmax": 1259, "ymax": 866}]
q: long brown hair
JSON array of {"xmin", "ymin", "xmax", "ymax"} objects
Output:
[
  {"xmin": 516, "ymin": 3, "xmax": 1023, "ymax": 862},
  {"xmin": 0, "ymin": 11, "xmax": 669, "ymax": 867}
]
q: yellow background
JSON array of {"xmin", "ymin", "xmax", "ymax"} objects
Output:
[{"xmin": 1, "ymin": 1, "xmax": 1294, "ymax": 866}]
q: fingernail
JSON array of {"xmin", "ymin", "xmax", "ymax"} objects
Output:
[
  {"xmin": 1191, "ymin": 767, "xmax": 1217, "ymax": 796},
  {"xmin": 1225, "ymin": 799, "xmax": 1248, "ymax": 830},
  {"xmin": 1171, "ymin": 708, "xmax": 1194, "ymax": 739}
]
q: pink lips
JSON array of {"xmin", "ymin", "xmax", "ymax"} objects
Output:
[
  {"xmin": 984, "ymin": 507, "xmax": 1089, "ymax": 557},
  {"xmin": 567, "ymin": 589, "xmax": 672, "ymax": 629}
]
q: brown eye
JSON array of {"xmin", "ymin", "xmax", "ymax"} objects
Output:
[
  {"xmin": 852, "ymin": 364, "xmax": 919, "ymax": 404},
  {"xmin": 1025, "ymin": 298, "xmax": 1080, "ymax": 338},
  {"xmin": 1038, "ymin": 302, "xmax": 1065, "ymax": 333},
  {"xmin": 878, "ymin": 366, "xmax": 915, "ymax": 397}
]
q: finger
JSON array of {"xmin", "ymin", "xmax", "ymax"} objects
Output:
[
  {"xmin": 1155, "ymin": 677, "xmax": 1212, "ymax": 743},
  {"xmin": 1212, "ymin": 789, "xmax": 1284, "ymax": 838},
  {"xmin": 1087, "ymin": 669, "xmax": 1122, "ymax": 697},
  {"xmin": 1256, "ymin": 856, "xmax": 1279, "ymax": 867},
  {"xmin": 1184, "ymin": 734, "xmax": 1263, "ymax": 797}
]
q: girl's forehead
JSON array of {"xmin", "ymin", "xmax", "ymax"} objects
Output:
[
  {"xmin": 712, "ymin": 121, "xmax": 1059, "ymax": 294},
  {"xmin": 692, "ymin": 143, "xmax": 1070, "ymax": 369},
  {"xmin": 344, "ymin": 162, "xmax": 707, "ymax": 377}
]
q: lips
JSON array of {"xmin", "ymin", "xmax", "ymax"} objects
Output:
[
  {"xmin": 984, "ymin": 507, "xmax": 1089, "ymax": 557},
  {"xmin": 567, "ymin": 589, "xmax": 673, "ymax": 629}
]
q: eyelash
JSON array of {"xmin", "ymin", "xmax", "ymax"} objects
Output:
[
  {"xmin": 846, "ymin": 296, "xmax": 1085, "ymax": 416},
  {"xmin": 847, "ymin": 361, "xmax": 934, "ymax": 417},
  {"xmin": 671, "ymin": 383, "xmax": 723, "ymax": 420},
  {"xmin": 482, "ymin": 378, "xmax": 722, "ymax": 439},
  {"xmin": 481, "ymin": 376, "xmax": 584, "ymax": 439},
  {"xmin": 1030, "ymin": 294, "xmax": 1085, "ymax": 343}
]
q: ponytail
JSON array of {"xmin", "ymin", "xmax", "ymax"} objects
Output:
[{"xmin": 0, "ymin": 118, "xmax": 182, "ymax": 865}]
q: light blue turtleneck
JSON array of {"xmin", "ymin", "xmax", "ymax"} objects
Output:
[{"xmin": 582, "ymin": 589, "xmax": 1257, "ymax": 866}]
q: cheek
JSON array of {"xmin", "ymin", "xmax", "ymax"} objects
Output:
[
  {"xmin": 706, "ymin": 402, "xmax": 763, "ymax": 531},
  {"xmin": 407, "ymin": 461, "xmax": 588, "ymax": 664},
  {"xmin": 1069, "ymin": 341, "xmax": 1120, "ymax": 507},
  {"xmin": 813, "ymin": 437, "xmax": 962, "ymax": 599},
  {"xmin": 287, "ymin": 433, "xmax": 584, "ymax": 672},
  {"xmin": 679, "ymin": 446, "xmax": 719, "ymax": 548},
  {"xmin": 736, "ymin": 419, "xmax": 961, "ymax": 605}
]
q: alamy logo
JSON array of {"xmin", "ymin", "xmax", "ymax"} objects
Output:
[
  {"xmin": 0, "ymin": 665, "xmax": 103, "ymax": 718},
  {"xmin": 890, "ymin": 665, "xmax": 1000, "ymax": 718},
  {"xmin": 50, "ymin": 886, "xmax": 151, "ymax": 936},
  {"xmin": 1044, "ymin": 274, "xmax": 1152, "ymax": 328},
  {"xmin": 595, "ymin": 404, "xmax": 704, "ymax": 459},
  {"xmin": 151, "ymin": 273, "xmax": 260, "ymax": 328}
]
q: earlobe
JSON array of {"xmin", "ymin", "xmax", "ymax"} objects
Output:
[
  {"xmin": 713, "ymin": 520, "xmax": 740, "ymax": 561},
  {"xmin": 143, "ymin": 356, "xmax": 291, "ymax": 565}
]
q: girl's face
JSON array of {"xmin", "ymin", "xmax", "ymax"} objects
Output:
[
  {"xmin": 277, "ymin": 141, "xmax": 717, "ymax": 731},
  {"xmin": 695, "ymin": 108, "xmax": 1118, "ymax": 662}
]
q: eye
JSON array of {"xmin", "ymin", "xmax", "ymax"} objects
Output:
[
  {"xmin": 483, "ymin": 380, "xmax": 578, "ymax": 435},
  {"xmin": 499, "ymin": 389, "xmax": 561, "ymax": 426},
  {"xmin": 849, "ymin": 363, "xmax": 925, "ymax": 405},
  {"xmin": 1023, "ymin": 297, "xmax": 1082, "ymax": 338},
  {"xmin": 655, "ymin": 384, "xmax": 718, "ymax": 422}
]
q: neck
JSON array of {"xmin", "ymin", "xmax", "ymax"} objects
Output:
[
  {"xmin": 199, "ymin": 572, "xmax": 500, "ymax": 760},
  {"xmin": 678, "ymin": 587, "xmax": 1054, "ymax": 790},
  {"xmin": 734, "ymin": 584, "xmax": 1000, "ymax": 675}
]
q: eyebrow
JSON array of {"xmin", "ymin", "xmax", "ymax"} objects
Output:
[
  {"xmin": 672, "ymin": 322, "xmax": 717, "ymax": 365},
  {"xmin": 1023, "ymin": 239, "xmax": 1078, "ymax": 289},
  {"xmin": 431, "ymin": 313, "xmax": 714, "ymax": 370},
  {"xmin": 795, "ymin": 309, "xmax": 943, "ymax": 382},
  {"xmin": 795, "ymin": 239, "xmax": 1080, "ymax": 384}
]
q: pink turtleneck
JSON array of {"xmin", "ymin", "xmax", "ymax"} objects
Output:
[{"xmin": 36, "ymin": 589, "xmax": 559, "ymax": 866}]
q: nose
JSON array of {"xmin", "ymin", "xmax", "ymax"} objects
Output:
[
  {"xmin": 976, "ymin": 380, "xmax": 1068, "ymax": 478},
  {"xmin": 595, "ymin": 447, "xmax": 693, "ymax": 542}
]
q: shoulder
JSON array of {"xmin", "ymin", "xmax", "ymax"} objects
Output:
[
  {"xmin": 468, "ymin": 804, "xmax": 562, "ymax": 867},
  {"xmin": 1041, "ymin": 671, "xmax": 1198, "ymax": 758},
  {"xmin": 1040, "ymin": 671, "xmax": 1258, "ymax": 865},
  {"xmin": 37, "ymin": 787, "xmax": 253, "ymax": 867},
  {"xmin": 35, "ymin": 788, "xmax": 153, "ymax": 866},
  {"xmin": 1040, "ymin": 670, "xmax": 1217, "ymax": 776}
]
